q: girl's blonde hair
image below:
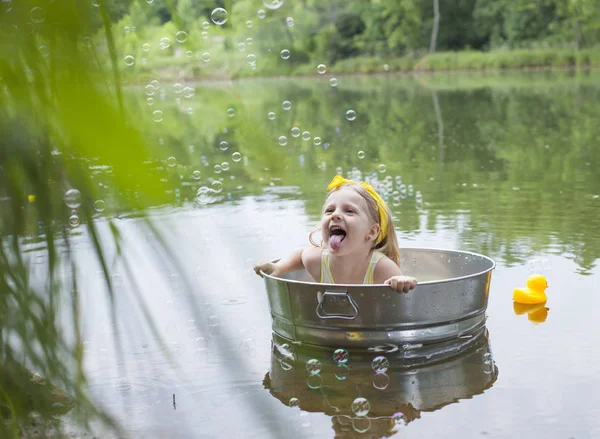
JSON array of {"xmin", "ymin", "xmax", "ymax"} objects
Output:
[{"xmin": 309, "ymin": 183, "xmax": 401, "ymax": 267}]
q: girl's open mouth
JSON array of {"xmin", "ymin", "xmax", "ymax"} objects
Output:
[{"xmin": 329, "ymin": 226, "xmax": 346, "ymax": 251}]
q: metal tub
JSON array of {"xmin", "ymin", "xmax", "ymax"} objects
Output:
[{"xmin": 262, "ymin": 247, "xmax": 495, "ymax": 351}]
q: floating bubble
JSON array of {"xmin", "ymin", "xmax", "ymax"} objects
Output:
[
  {"xmin": 246, "ymin": 20, "xmax": 253, "ymax": 28},
  {"xmin": 144, "ymin": 85, "xmax": 155, "ymax": 96},
  {"xmin": 332, "ymin": 348, "xmax": 349, "ymax": 364},
  {"xmin": 142, "ymin": 43, "xmax": 151, "ymax": 52},
  {"xmin": 201, "ymin": 31, "xmax": 208, "ymax": 40},
  {"xmin": 317, "ymin": 64, "xmax": 327, "ymax": 74},
  {"xmin": 279, "ymin": 359, "xmax": 293, "ymax": 371},
  {"xmin": 146, "ymin": 97, "xmax": 154, "ymax": 106},
  {"xmin": 201, "ymin": 52, "xmax": 211, "ymax": 62},
  {"xmin": 246, "ymin": 37, "xmax": 253, "ymax": 45},
  {"xmin": 213, "ymin": 165, "xmax": 222, "ymax": 174},
  {"xmin": 202, "ymin": 21, "xmax": 210, "ymax": 30},
  {"xmin": 278, "ymin": 136, "xmax": 288, "ymax": 146},
  {"xmin": 64, "ymin": 189, "xmax": 82, "ymax": 208},
  {"xmin": 221, "ymin": 162, "xmax": 229, "ymax": 171},
  {"xmin": 68, "ymin": 215, "xmax": 80, "ymax": 228},
  {"xmin": 334, "ymin": 364, "xmax": 349, "ymax": 380},
  {"xmin": 211, "ymin": 8, "xmax": 228, "ymax": 25},
  {"xmin": 372, "ymin": 372, "xmax": 389, "ymax": 390},
  {"xmin": 159, "ymin": 37, "xmax": 171, "ymax": 50},
  {"xmin": 219, "ymin": 141, "xmax": 229, "ymax": 151},
  {"xmin": 30, "ymin": 6, "xmax": 46, "ymax": 23},
  {"xmin": 94, "ymin": 200, "xmax": 106, "ymax": 212},
  {"xmin": 378, "ymin": 164, "xmax": 386, "ymax": 173},
  {"xmin": 166, "ymin": 157, "xmax": 176, "ymax": 167},
  {"xmin": 152, "ymin": 110, "xmax": 164, "ymax": 122},
  {"xmin": 302, "ymin": 131, "xmax": 311, "ymax": 141},
  {"xmin": 237, "ymin": 42, "xmax": 246, "ymax": 52},
  {"xmin": 263, "ymin": 0, "xmax": 284, "ymax": 10},
  {"xmin": 39, "ymin": 45, "xmax": 50, "ymax": 58},
  {"xmin": 306, "ymin": 358, "xmax": 321, "ymax": 375},
  {"xmin": 329, "ymin": 77, "xmax": 338, "ymax": 87},
  {"xmin": 124, "ymin": 55, "xmax": 135, "ymax": 66},
  {"xmin": 175, "ymin": 31, "xmax": 188, "ymax": 43},
  {"xmin": 306, "ymin": 373, "xmax": 322, "ymax": 389},
  {"xmin": 196, "ymin": 186, "xmax": 215, "ymax": 205},
  {"xmin": 346, "ymin": 109, "xmax": 356, "ymax": 121},
  {"xmin": 246, "ymin": 53, "xmax": 257, "ymax": 65},
  {"xmin": 392, "ymin": 412, "xmax": 406, "ymax": 425},
  {"xmin": 286, "ymin": 17, "xmax": 294, "ymax": 27},
  {"xmin": 312, "ymin": 137, "xmax": 322, "ymax": 146},
  {"xmin": 267, "ymin": 111, "xmax": 276, "ymax": 120},
  {"xmin": 192, "ymin": 170, "xmax": 201, "ymax": 180},
  {"xmin": 172, "ymin": 83, "xmax": 183, "ymax": 94},
  {"xmin": 351, "ymin": 397, "xmax": 370, "ymax": 416},
  {"xmin": 211, "ymin": 181, "xmax": 223, "ymax": 193},
  {"xmin": 227, "ymin": 108, "xmax": 235, "ymax": 117},
  {"xmin": 357, "ymin": 151, "xmax": 365, "ymax": 159},
  {"xmin": 183, "ymin": 87, "xmax": 195, "ymax": 99},
  {"xmin": 352, "ymin": 417, "xmax": 371, "ymax": 434},
  {"xmin": 186, "ymin": 50, "xmax": 193, "ymax": 58},
  {"xmin": 280, "ymin": 49, "xmax": 290, "ymax": 60},
  {"xmin": 232, "ymin": 152, "xmax": 242, "ymax": 162},
  {"xmin": 291, "ymin": 127, "xmax": 300, "ymax": 137},
  {"xmin": 257, "ymin": 9, "xmax": 266, "ymax": 19},
  {"xmin": 371, "ymin": 355, "xmax": 389, "ymax": 373},
  {"xmin": 282, "ymin": 100, "xmax": 292, "ymax": 110},
  {"xmin": 289, "ymin": 397, "xmax": 299, "ymax": 407}
]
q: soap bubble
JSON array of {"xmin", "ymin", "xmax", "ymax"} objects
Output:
[
  {"xmin": 346, "ymin": 109, "xmax": 356, "ymax": 121},
  {"xmin": 313, "ymin": 137, "xmax": 322, "ymax": 146},
  {"xmin": 124, "ymin": 55, "xmax": 135, "ymax": 66},
  {"xmin": 357, "ymin": 151, "xmax": 365, "ymax": 159},
  {"xmin": 183, "ymin": 87, "xmax": 195, "ymax": 98},
  {"xmin": 302, "ymin": 131, "xmax": 311, "ymax": 141},
  {"xmin": 291, "ymin": 127, "xmax": 300, "ymax": 137},
  {"xmin": 64, "ymin": 189, "xmax": 82, "ymax": 208},
  {"xmin": 334, "ymin": 364, "xmax": 349, "ymax": 380},
  {"xmin": 352, "ymin": 417, "xmax": 371, "ymax": 434},
  {"xmin": 159, "ymin": 37, "xmax": 171, "ymax": 50},
  {"xmin": 227, "ymin": 108, "xmax": 235, "ymax": 117},
  {"xmin": 289, "ymin": 397, "xmax": 299, "ymax": 408},
  {"xmin": 280, "ymin": 49, "xmax": 290, "ymax": 60},
  {"xmin": 201, "ymin": 52, "xmax": 211, "ymax": 62},
  {"xmin": 286, "ymin": 17, "xmax": 294, "ymax": 27},
  {"xmin": 213, "ymin": 165, "xmax": 222, "ymax": 174},
  {"xmin": 142, "ymin": 43, "xmax": 151, "ymax": 52},
  {"xmin": 317, "ymin": 64, "xmax": 327, "ymax": 74},
  {"xmin": 282, "ymin": 100, "xmax": 291, "ymax": 111},
  {"xmin": 306, "ymin": 373, "xmax": 322, "ymax": 389},
  {"xmin": 68, "ymin": 215, "xmax": 80, "ymax": 228},
  {"xmin": 167, "ymin": 157, "xmax": 176, "ymax": 167},
  {"xmin": 211, "ymin": 8, "xmax": 228, "ymax": 25},
  {"xmin": 175, "ymin": 31, "xmax": 188, "ymax": 43},
  {"xmin": 263, "ymin": 0, "xmax": 284, "ymax": 10},
  {"xmin": 306, "ymin": 358, "xmax": 321, "ymax": 375},
  {"xmin": 267, "ymin": 111, "xmax": 276, "ymax": 120},
  {"xmin": 30, "ymin": 6, "xmax": 47, "ymax": 23},
  {"xmin": 232, "ymin": 152, "xmax": 242, "ymax": 162},
  {"xmin": 211, "ymin": 181, "xmax": 223, "ymax": 193},
  {"xmin": 278, "ymin": 136, "xmax": 288, "ymax": 146},
  {"xmin": 257, "ymin": 9, "xmax": 267, "ymax": 19},
  {"xmin": 186, "ymin": 50, "xmax": 193, "ymax": 58},
  {"xmin": 378, "ymin": 164, "xmax": 386, "ymax": 173},
  {"xmin": 371, "ymin": 356, "xmax": 389, "ymax": 373},
  {"xmin": 237, "ymin": 42, "xmax": 246, "ymax": 52},
  {"xmin": 392, "ymin": 412, "xmax": 406, "ymax": 425},
  {"xmin": 202, "ymin": 21, "xmax": 210, "ymax": 30},
  {"xmin": 351, "ymin": 397, "xmax": 370, "ymax": 416},
  {"xmin": 144, "ymin": 85, "xmax": 155, "ymax": 96},
  {"xmin": 152, "ymin": 110, "xmax": 164, "ymax": 122},
  {"xmin": 201, "ymin": 31, "xmax": 208, "ymax": 40},
  {"xmin": 94, "ymin": 200, "xmax": 106, "ymax": 212},
  {"xmin": 372, "ymin": 372, "xmax": 389, "ymax": 390},
  {"xmin": 333, "ymin": 348, "xmax": 349, "ymax": 365},
  {"xmin": 173, "ymin": 83, "xmax": 183, "ymax": 94},
  {"xmin": 219, "ymin": 141, "xmax": 229, "ymax": 151},
  {"xmin": 246, "ymin": 53, "xmax": 257, "ymax": 65},
  {"xmin": 246, "ymin": 20, "xmax": 253, "ymax": 28},
  {"xmin": 329, "ymin": 78, "xmax": 338, "ymax": 87},
  {"xmin": 246, "ymin": 37, "xmax": 253, "ymax": 45},
  {"xmin": 221, "ymin": 162, "xmax": 229, "ymax": 171}
]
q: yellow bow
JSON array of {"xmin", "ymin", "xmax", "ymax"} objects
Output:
[{"xmin": 327, "ymin": 175, "xmax": 389, "ymax": 245}]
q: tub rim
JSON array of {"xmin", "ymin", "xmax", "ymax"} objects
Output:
[{"xmin": 261, "ymin": 246, "xmax": 496, "ymax": 287}]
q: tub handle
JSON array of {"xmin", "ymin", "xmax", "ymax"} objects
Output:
[{"xmin": 316, "ymin": 290, "xmax": 359, "ymax": 320}]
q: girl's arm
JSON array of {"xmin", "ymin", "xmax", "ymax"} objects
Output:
[
  {"xmin": 373, "ymin": 257, "xmax": 417, "ymax": 293},
  {"xmin": 254, "ymin": 247, "xmax": 306, "ymax": 278}
]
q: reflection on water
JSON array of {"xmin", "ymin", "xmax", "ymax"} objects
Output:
[{"xmin": 264, "ymin": 332, "xmax": 498, "ymax": 438}]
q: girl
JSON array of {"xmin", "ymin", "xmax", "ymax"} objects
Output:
[{"xmin": 254, "ymin": 175, "xmax": 418, "ymax": 293}]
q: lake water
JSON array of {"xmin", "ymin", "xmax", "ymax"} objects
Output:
[{"xmin": 64, "ymin": 70, "xmax": 600, "ymax": 438}]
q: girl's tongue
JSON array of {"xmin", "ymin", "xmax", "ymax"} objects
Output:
[{"xmin": 329, "ymin": 234, "xmax": 345, "ymax": 251}]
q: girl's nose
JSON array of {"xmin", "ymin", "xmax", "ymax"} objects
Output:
[{"xmin": 332, "ymin": 210, "xmax": 342, "ymax": 220}]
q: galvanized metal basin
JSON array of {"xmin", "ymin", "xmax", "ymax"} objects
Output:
[{"xmin": 262, "ymin": 247, "xmax": 495, "ymax": 350}]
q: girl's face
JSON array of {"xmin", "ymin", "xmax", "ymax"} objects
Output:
[{"xmin": 321, "ymin": 186, "xmax": 380, "ymax": 254}]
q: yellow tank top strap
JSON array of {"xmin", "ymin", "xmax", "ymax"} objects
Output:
[
  {"xmin": 320, "ymin": 250, "xmax": 335, "ymax": 284},
  {"xmin": 363, "ymin": 251, "xmax": 385, "ymax": 284}
]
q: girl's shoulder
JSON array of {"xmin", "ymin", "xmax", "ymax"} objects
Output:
[
  {"xmin": 373, "ymin": 253, "xmax": 402, "ymax": 282},
  {"xmin": 302, "ymin": 246, "xmax": 324, "ymax": 264}
]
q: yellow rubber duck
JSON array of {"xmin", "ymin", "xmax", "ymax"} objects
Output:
[{"xmin": 513, "ymin": 274, "xmax": 548, "ymax": 304}]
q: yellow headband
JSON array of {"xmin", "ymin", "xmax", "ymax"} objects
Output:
[{"xmin": 327, "ymin": 175, "xmax": 389, "ymax": 245}]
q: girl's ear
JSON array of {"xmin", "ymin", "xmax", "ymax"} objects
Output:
[{"xmin": 367, "ymin": 223, "xmax": 380, "ymax": 241}]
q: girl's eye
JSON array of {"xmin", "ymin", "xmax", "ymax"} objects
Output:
[
  {"xmin": 346, "ymin": 209, "xmax": 355, "ymax": 214},
  {"xmin": 324, "ymin": 209, "xmax": 333, "ymax": 214}
]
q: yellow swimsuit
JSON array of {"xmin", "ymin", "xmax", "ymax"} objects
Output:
[{"xmin": 320, "ymin": 250, "xmax": 385, "ymax": 284}]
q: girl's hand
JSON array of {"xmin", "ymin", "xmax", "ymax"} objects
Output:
[
  {"xmin": 253, "ymin": 262, "xmax": 278, "ymax": 278},
  {"xmin": 384, "ymin": 275, "xmax": 417, "ymax": 293}
]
